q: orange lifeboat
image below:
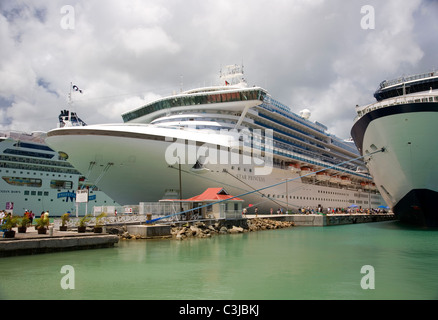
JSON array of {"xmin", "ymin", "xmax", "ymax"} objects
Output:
[
  {"xmin": 316, "ymin": 172, "xmax": 330, "ymax": 181},
  {"xmin": 301, "ymin": 166, "xmax": 315, "ymax": 175},
  {"xmin": 361, "ymin": 182, "xmax": 371, "ymax": 189},
  {"xmin": 288, "ymin": 163, "xmax": 301, "ymax": 172}
]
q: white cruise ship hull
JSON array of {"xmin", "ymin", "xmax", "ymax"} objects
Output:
[
  {"xmin": 0, "ymin": 178, "xmax": 115, "ymax": 216},
  {"xmin": 0, "ymin": 132, "xmax": 118, "ymax": 215},
  {"xmin": 46, "ymin": 125, "xmax": 385, "ymax": 213},
  {"xmin": 352, "ymin": 102, "xmax": 438, "ymax": 226}
]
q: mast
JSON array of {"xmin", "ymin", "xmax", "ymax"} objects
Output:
[{"xmin": 67, "ymin": 82, "xmax": 73, "ymax": 122}]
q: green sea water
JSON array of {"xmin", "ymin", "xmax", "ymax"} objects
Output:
[{"xmin": 1, "ymin": 220, "xmax": 438, "ymax": 300}]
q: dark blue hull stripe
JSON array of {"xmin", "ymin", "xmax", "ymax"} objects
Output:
[{"xmin": 351, "ymin": 102, "xmax": 438, "ymax": 154}]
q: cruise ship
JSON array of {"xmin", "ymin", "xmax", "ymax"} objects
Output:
[
  {"xmin": 0, "ymin": 111, "xmax": 119, "ymax": 216},
  {"xmin": 351, "ymin": 70, "xmax": 438, "ymax": 227},
  {"xmin": 46, "ymin": 65, "xmax": 385, "ymax": 214}
]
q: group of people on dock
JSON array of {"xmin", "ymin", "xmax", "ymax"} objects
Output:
[
  {"xmin": 0, "ymin": 210, "xmax": 10, "ymax": 226},
  {"xmin": 297, "ymin": 206, "xmax": 389, "ymax": 215},
  {"xmin": 0, "ymin": 209, "xmax": 50, "ymax": 227},
  {"xmin": 242, "ymin": 205, "xmax": 390, "ymax": 216}
]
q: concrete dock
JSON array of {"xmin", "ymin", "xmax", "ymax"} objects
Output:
[
  {"xmin": 247, "ymin": 213, "xmax": 396, "ymax": 226},
  {"xmin": 0, "ymin": 226, "xmax": 119, "ymax": 257}
]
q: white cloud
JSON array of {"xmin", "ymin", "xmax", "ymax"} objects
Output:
[{"xmin": 116, "ymin": 27, "xmax": 180, "ymax": 56}]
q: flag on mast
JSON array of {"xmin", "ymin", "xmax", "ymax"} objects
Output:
[{"xmin": 72, "ymin": 84, "xmax": 83, "ymax": 94}]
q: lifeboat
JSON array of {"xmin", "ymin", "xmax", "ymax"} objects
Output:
[
  {"xmin": 361, "ymin": 182, "xmax": 371, "ymax": 189},
  {"xmin": 300, "ymin": 166, "xmax": 315, "ymax": 175},
  {"xmin": 288, "ymin": 163, "xmax": 301, "ymax": 173},
  {"xmin": 316, "ymin": 172, "xmax": 331, "ymax": 181},
  {"xmin": 340, "ymin": 176, "xmax": 352, "ymax": 185},
  {"xmin": 330, "ymin": 175, "xmax": 342, "ymax": 184}
]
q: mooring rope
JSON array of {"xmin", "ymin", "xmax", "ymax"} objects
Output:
[{"xmin": 147, "ymin": 148, "xmax": 385, "ymax": 223}]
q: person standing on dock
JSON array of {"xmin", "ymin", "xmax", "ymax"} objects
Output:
[{"xmin": 0, "ymin": 210, "xmax": 5, "ymax": 225}]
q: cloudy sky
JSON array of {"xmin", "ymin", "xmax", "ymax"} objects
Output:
[{"xmin": 1, "ymin": 0, "xmax": 437, "ymax": 139}]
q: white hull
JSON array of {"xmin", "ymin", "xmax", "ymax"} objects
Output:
[
  {"xmin": 362, "ymin": 111, "xmax": 438, "ymax": 208},
  {"xmin": 46, "ymin": 126, "xmax": 385, "ymax": 213},
  {"xmin": 0, "ymin": 179, "xmax": 115, "ymax": 216},
  {"xmin": 0, "ymin": 132, "xmax": 118, "ymax": 216}
]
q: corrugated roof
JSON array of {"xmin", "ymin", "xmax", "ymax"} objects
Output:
[
  {"xmin": 161, "ymin": 188, "xmax": 243, "ymax": 202},
  {"xmin": 186, "ymin": 188, "xmax": 243, "ymax": 202}
]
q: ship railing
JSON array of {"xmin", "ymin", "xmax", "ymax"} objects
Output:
[
  {"xmin": 220, "ymin": 210, "xmax": 243, "ymax": 220},
  {"xmin": 272, "ymin": 147, "xmax": 372, "ymax": 180},
  {"xmin": 379, "ymin": 71, "xmax": 438, "ymax": 89},
  {"xmin": 355, "ymin": 93, "xmax": 438, "ymax": 121}
]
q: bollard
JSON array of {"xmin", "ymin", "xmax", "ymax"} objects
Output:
[{"xmin": 49, "ymin": 226, "xmax": 54, "ymax": 236}]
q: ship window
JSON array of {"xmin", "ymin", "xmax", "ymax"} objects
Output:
[
  {"xmin": 2, "ymin": 176, "xmax": 42, "ymax": 188},
  {"xmin": 4, "ymin": 149, "xmax": 54, "ymax": 159},
  {"xmin": 50, "ymin": 180, "xmax": 73, "ymax": 189}
]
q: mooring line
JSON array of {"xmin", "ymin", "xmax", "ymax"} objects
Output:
[{"xmin": 147, "ymin": 148, "xmax": 384, "ymax": 223}]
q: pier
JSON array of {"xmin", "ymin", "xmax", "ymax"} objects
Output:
[
  {"xmin": 250, "ymin": 212, "xmax": 396, "ymax": 226},
  {"xmin": 0, "ymin": 227, "xmax": 119, "ymax": 257}
]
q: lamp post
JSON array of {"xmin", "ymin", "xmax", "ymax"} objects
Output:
[
  {"xmin": 177, "ymin": 156, "xmax": 183, "ymax": 213},
  {"xmin": 282, "ymin": 178, "xmax": 289, "ymax": 213}
]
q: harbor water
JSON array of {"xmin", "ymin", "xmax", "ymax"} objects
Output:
[{"xmin": 1, "ymin": 220, "xmax": 438, "ymax": 300}]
